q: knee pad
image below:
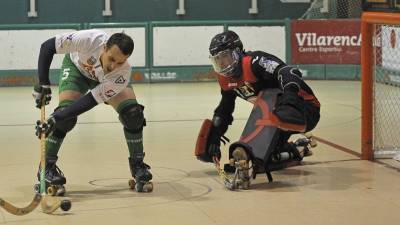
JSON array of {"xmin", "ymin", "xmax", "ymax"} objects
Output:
[
  {"xmin": 53, "ymin": 106, "xmax": 77, "ymax": 136},
  {"xmin": 119, "ymin": 103, "xmax": 146, "ymax": 133}
]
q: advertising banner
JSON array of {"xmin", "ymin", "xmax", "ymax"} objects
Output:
[{"xmin": 291, "ymin": 20, "xmax": 361, "ymax": 64}]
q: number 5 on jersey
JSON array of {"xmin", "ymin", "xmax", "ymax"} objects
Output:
[{"xmin": 61, "ymin": 68, "xmax": 70, "ymax": 81}]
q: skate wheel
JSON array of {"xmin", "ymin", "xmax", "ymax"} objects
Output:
[
  {"xmin": 242, "ymin": 181, "xmax": 250, "ymax": 190},
  {"xmin": 57, "ymin": 186, "xmax": 66, "ymax": 196},
  {"xmin": 309, "ymin": 139, "xmax": 317, "ymax": 148},
  {"xmin": 47, "ymin": 186, "xmax": 57, "ymax": 196},
  {"xmin": 142, "ymin": 182, "xmax": 153, "ymax": 193},
  {"xmin": 34, "ymin": 184, "xmax": 40, "ymax": 193},
  {"xmin": 304, "ymin": 133, "xmax": 317, "ymax": 148},
  {"xmin": 304, "ymin": 150, "xmax": 313, "ymax": 157},
  {"xmin": 238, "ymin": 160, "xmax": 248, "ymax": 168},
  {"xmin": 232, "ymin": 147, "xmax": 248, "ymax": 161},
  {"xmin": 135, "ymin": 182, "xmax": 153, "ymax": 193},
  {"xmin": 60, "ymin": 199, "xmax": 72, "ymax": 211},
  {"xmin": 128, "ymin": 179, "xmax": 136, "ymax": 189},
  {"xmin": 304, "ymin": 132, "xmax": 313, "ymax": 139}
]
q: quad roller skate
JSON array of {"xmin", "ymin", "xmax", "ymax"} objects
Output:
[
  {"xmin": 228, "ymin": 147, "xmax": 251, "ymax": 190},
  {"xmin": 34, "ymin": 156, "xmax": 66, "ymax": 196},
  {"xmin": 271, "ymin": 132, "xmax": 317, "ymax": 164},
  {"xmin": 128, "ymin": 153, "xmax": 153, "ymax": 192},
  {"xmin": 293, "ymin": 132, "xmax": 317, "ymax": 158}
]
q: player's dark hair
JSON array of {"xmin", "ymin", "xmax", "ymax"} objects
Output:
[{"xmin": 106, "ymin": 33, "xmax": 134, "ymax": 56}]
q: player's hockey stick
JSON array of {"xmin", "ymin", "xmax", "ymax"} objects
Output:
[
  {"xmin": 0, "ymin": 194, "xmax": 42, "ymax": 216},
  {"xmin": 212, "ymin": 157, "xmax": 237, "ymax": 190},
  {"xmin": 38, "ymin": 102, "xmax": 71, "ymax": 214},
  {"xmin": 0, "ymin": 100, "xmax": 48, "ymax": 215},
  {"xmin": 0, "ymin": 100, "xmax": 70, "ymax": 215}
]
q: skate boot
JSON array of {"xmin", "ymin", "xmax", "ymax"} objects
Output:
[
  {"xmin": 293, "ymin": 133, "xmax": 317, "ymax": 158},
  {"xmin": 128, "ymin": 153, "xmax": 153, "ymax": 192},
  {"xmin": 272, "ymin": 134, "xmax": 317, "ymax": 164},
  {"xmin": 229, "ymin": 147, "xmax": 251, "ymax": 190},
  {"xmin": 34, "ymin": 156, "xmax": 66, "ymax": 196}
]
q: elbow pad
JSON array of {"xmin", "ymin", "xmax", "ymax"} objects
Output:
[{"xmin": 277, "ymin": 66, "xmax": 303, "ymax": 93}]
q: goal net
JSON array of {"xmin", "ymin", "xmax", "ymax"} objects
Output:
[
  {"xmin": 301, "ymin": 0, "xmax": 362, "ymax": 19},
  {"xmin": 362, "ymin": 12, "xmax": 400, "ymax": 159}
]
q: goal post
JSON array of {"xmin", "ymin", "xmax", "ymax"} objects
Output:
[{"xmin": 361, "ymin": 11, "xmax": 400, "ymax": 160}]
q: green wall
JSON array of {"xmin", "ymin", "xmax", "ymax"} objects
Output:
[
  {"xmin": 0, "ymin": 20, "xmax": 362, "ymax": 87},
  {"xmin": 0, "ymin": 0, "xmax": 309, "ymax": 24}
]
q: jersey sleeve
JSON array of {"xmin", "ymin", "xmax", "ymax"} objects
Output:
[
  {"xmin": 214, "ymin": 89, "xmax": 237, "ymax": 120},
  {"xmin": 55, "ymin": 29, "xmax": 106, "ymax": 54},
  {"xmin": 90, "ymin": 67, "xmax": 132, "ymax": 103}
]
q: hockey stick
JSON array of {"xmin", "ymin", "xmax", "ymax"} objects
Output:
[
  {"xmin": 0, "ymin": 101, "xmax": 70, "ymax": 215},
  {"xmin": 0, "ymin": 194, "xmax": 41, "ymax": 216},
  {"xmin": 0, "ymin": 101, "xmax": 49, "ymax": 215},
  {"xmin": 38, "ymin": 102, "xmax": 71, "ymax": 214},
  {"xmin": 0, "ymin": 191, "xmax": 65, "ymax": 215},
  {"xmin": 213, "ymin": 157, "xmax": 236, "ymax": 190}
]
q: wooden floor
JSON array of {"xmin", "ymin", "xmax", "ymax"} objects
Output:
[{"xmin": 0, "ymin": 81, "xmax": 399, "ymax": 225}]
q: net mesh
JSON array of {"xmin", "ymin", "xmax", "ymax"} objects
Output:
[
  {"xmin": 301, "ymin": 0, "xmax": 362, "ymax": 19},
  {"xmin": 373, "ymin": 24, "xmax": 400, "ymax": 157}
]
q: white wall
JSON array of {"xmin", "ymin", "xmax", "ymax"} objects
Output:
[
  {"xmin": 0, "ymin": 28, "xmax": 146, "ymax": 70},
  {"xmin": 153, "ymin": 26, "xmax": 223, "ymax": 66},
  {"xmin": 101, "ymin": 27, "xmax": 146, "ymax": 67},
  {"xmin": 228, "ymin": 26, "xmax": 286, "ymax": 60},
  {"xmin": 0, "ymin": 29, "xmax": 75, "ymax": 70},
  {"xmin": 0, "ymin": 25, "xmax": 287, "ymax": 70}
]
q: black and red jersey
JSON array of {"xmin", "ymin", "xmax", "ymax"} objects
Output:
[{"xmin": 214, "ymin": 51, "xmax": 320, "ymax": 118}]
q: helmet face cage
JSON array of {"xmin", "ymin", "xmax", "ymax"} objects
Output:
[
  {"xmin": 209, "ymin": 31, "xmax": 243, "ymax": 77},
  {"xmin": 210, "ymin": 48, "xmax": 241, "ymax": 77}
]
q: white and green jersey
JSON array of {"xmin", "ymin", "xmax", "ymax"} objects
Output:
[{"xmin": 55, "ymin": 29, "xmax": 131, "ymax": 103}]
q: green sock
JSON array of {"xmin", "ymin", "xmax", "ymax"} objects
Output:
[
  {"xmin": 124, "ymin": 129, "xmax": 144, "ymax": 157},
  {"xmin": 45, "ymin": 135, "xmax": 64, "ymax": 157},
  {"xmin": 116, "ymin": 99, "xmax": 144, "ymax": 157}
]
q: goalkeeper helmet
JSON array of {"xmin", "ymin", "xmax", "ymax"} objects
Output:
[{"xmin": 209, "ymin": 31, "xmax": 243, "ymax": 77}]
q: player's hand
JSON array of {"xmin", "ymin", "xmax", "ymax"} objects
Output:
[
  {"xmin": 35, "ymin": 116, "xmax": 56, "ymax": 139},
  {"xmin": 32, "ymin": 84, "xmax": 52, "ymax": 108},
  {"xmin": 207, "ymin": 133, "xmax": 230, "ymax": 161},
  {"xmin": 208, "ymin": 143, "xmax": 221, "ymax": 160}
]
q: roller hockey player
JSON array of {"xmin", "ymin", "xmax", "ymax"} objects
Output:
[
  {"xmin": 195, "ymin": 30, "xmax": 320, "ymax": 189},
  {"xmin": 33, "ymin": 29, "xmax": 153, "ymax": 195}
]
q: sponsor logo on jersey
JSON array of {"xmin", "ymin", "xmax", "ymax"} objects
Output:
[
  {"xmin": 87, "ymin": 56, "xmax": 97, "ymax": 65},
  {"xmin": 233, "ymin": 82, "xmax": 257, "ymax": 102},
  {"xmin": 252, "ymin": 56, "xmax": 259, "ymax": 64},
  {"xmin": 259, "ymin": 57, "xmax": 279, "ymax": 74},
  {"xmin": 105, "ymin": 90, "xmax": 116, "ymax": 98},
  {"xmin": 60, "ymin": 34, "xmax": 74, "ymax": 48},
  {"xmin": 99, "ymin": 92, "xmax": 106, "ymax": 102},
  {"xmin": 66, "ymin": 34, "xmax": 73, "ymax": 41},
  {"xmin": 115, "ymin": 75, "xmax": 126, "ymax": 84},
  {"xmin": 79, "ymin": 61, "xmax": 97, "ymax": 79}
]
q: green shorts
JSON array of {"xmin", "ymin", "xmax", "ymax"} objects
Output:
[{"xmin": 58, "ymin": 54, "xmax": 99, "ymax": 94}]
